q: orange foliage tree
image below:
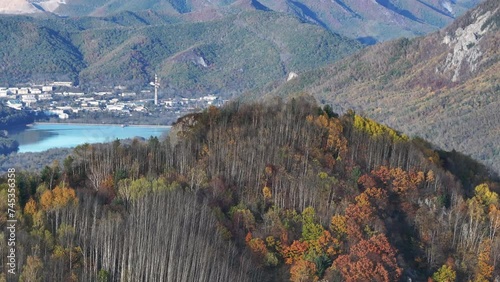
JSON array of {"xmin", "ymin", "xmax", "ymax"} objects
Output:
[
  {"xmin": 290, "ymin": 259, "xmax": 318, "ymax": 282},
  {"xmin": 39, "ymin": 185, "xmax": 78, "ymax": 231},
  {"xmin": 282, "ymin": 240, "xmax": 310, "ymax": 265},
  {"xmin": 333, "ymin": 234, "xmax": 402, "ymax": 282},
  {"xmin": 344, "ymin": 188, "xmax": 387, "ymax": 242},
  {"xmin": 40, "ymin": 185, "xmax": 78, "ymax": 211},
  {"xmin": 246, "ymin": 232, "xmax": 269, "ymax": 260},
  {"xmin": 371, "ymin": 166, "xmax": 424, "ymax": 194}
]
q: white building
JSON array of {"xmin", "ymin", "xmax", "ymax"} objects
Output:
[
  {"xmin": 121, "ymin": 92, "xmax": 136, "ymax": 97},
  {"xmin": 30, "ymin": 88, "xmax": 42, "ymax": 94},
  {"xmin": 106, "ymin": 104, "xmax": 125, "ymax": 111},
  {"xmin": 82, "ymin": 106, "xmax": 101, "ymax": 112},
  {"xmin": 94, "ymin": 91, "xmax": 113, "ymax": 96},
  {"xmin": 42, "ymin": 86, "xmax": 54, "ymax": 92},
  {"xmin": 52, "ymin": 82, "xmax": 73, "ymax": 87},
  {"xmin": 46, "ymin": 109, "xmax": 69, "ymax": 119},
  {"xmin": 38, "ymin": 94, "xmax": 52, "ymax": 100},
  {"xmin": 18, "ymin": 88, "xmax": 29, "ymax": 95},
  {"xmin": 64, "ymin": 92, "xmax": 84, "ymax": 97},
  {"xmin": 134, "ymin": 106, "xmax": 146, "ymax": 112},
  {"xmin": 201, "ymin": 95, "xmax": 217, "ymax": 101},
  {"xmin": 21, "ymin": 95, "xmax": 37, "ymax": 103},
  {"xmin": 78, "ymin": 97, "xmax": 95, "ymax": 102}
]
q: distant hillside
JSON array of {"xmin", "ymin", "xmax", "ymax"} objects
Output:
[
  {"xmin": 255, "ymin": 0, "xmax": 483, "ymax": 42},
  {"xmin": 0, "ymin": 11, "xmax": 361, "ymax": 95},
  {"xmin": 0, "ymin": 0, "xmax": 483, "ymax": 42},
  {"xmin": 250, "ymin": 0, "xmax": 500, "ymax": 175}
]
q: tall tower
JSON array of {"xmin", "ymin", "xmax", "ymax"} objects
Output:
[{"xmin": 154, "ymin": 74, "xmax": 159, "ymax": 106}]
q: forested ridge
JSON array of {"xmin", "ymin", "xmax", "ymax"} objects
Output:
[
  {"xmin": 0, "ymin": 105, "xmax": 35, "ymax": 131},
  {"xmin": 249, "ymin": 0, "xmax": 500, "ymax": 176},
  {"xmin": 0, "ymin": 105, "xmax": 36, "ymax": 155},
  {"xmin": 0, "ymin": 98, "xmax": 499, "ymax": 281},
  {"xmin": 0, "ymin": 11, "xmax": 360, "ymax": 95}
]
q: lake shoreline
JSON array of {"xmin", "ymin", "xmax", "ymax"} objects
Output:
[
  {"xmin": 31, "ymin": 122, "xmax": 171, "ymax": 128},
  {"xmin": 12, "ymin": 123, "xmax": 170, "ymax": 153}
]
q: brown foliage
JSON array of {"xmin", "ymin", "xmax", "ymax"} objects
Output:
[{"xmin": 358, "ymin": 174, "xmax": 377, "ymax": 189}]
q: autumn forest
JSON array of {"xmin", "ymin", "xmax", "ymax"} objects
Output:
[{"xmin": 0, "ymin": 98, "xmax": 499, "ymax": 281}]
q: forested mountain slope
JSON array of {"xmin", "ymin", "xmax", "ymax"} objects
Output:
[
  {"xmin": 0, "ymin": 11, "xmax": 360, "ymax": 95},
  {"xmin": 252, "ymin": 0, "xmax": 500, "ymax": 175},
  {"xmin": 0, "ymin": 98, "xmax": 498, "ymax": 281},
  {"xmin": 252, "ymin": 0, "xmax": 482, "ymax": 42},
  {"xmin": 2, "ymin": 0, "xmax": 483, "ymax": 42}
]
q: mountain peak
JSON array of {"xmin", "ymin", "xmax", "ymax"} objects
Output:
[{"xmin": 0, "ymin": 0, "xmax": 40, "ymax": 14}]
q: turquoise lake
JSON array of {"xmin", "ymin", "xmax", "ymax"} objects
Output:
[{"xmin": 9, "ymin": 123, "xmax": 170, "ymax": 153}]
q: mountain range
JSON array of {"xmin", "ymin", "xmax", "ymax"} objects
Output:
[
  {"xmin": 250, "ymin": 0, "xmax": 499, "ymax": 175},
  {"xmin": 0, "ymin": 0, "xmax": 482, "ymax": 42},
  {"xmin": 0, "ymin": 10, "xmax": 361, "ymax": 95},
  {"xmin": 0, "ymin": 0, "xmax": 497, "ymax": 176}
]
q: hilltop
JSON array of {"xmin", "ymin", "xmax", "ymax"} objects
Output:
[
  {"xmin": 250, "ymin": 0, "xmax": 499, "ymax": 175},
  {"xmin": 1, "ymin": 98, "xmax": 498, "ymax": 281}
]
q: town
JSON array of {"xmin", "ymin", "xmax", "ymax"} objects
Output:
[{"xmin": 0, "ymin": 81, "xmax": 227, "ymax": 123}]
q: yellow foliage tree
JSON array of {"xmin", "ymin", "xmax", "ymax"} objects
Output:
[
  {"xmin": 24, "ymin": 198, "xmax": 37, "ymax": 216},
  {"xmin": 40, "ymin": 189, "xmax": 54, "ymax": 211},
  {"xmin": 475, "ymin": 239, "xmax": 493, "ymax": 282},
  {"xmin": 52, "ymin": 186, "xmax": 78, "ymax": 209},
  {"xmin": 426, "ymin": 170, "xmax": 435, "ymax": 183},
  {"xmin": 432, "ymin": 264, "xmax": 456, "ymax": 282},
  {"xmin": 263, "ymin": 186, "xmax": 272, "ymax": 200},
  {"xmin": 330, "ymin": 215, "xmax": 347, "ymax": 238},
  {"xmin": 353, "ymin": 115, "xmax": 408, "ymax": 142},
  {"xmin": 474, "ymin": 184, "xmax": 498, "ymax": 208},
  {"xmin": 40, "ymin": 186, "xmax": 78, "ymax": 211},
  {"xmin": 467, "ymin": 184, "xmax": 499, "ymax": 243}
]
